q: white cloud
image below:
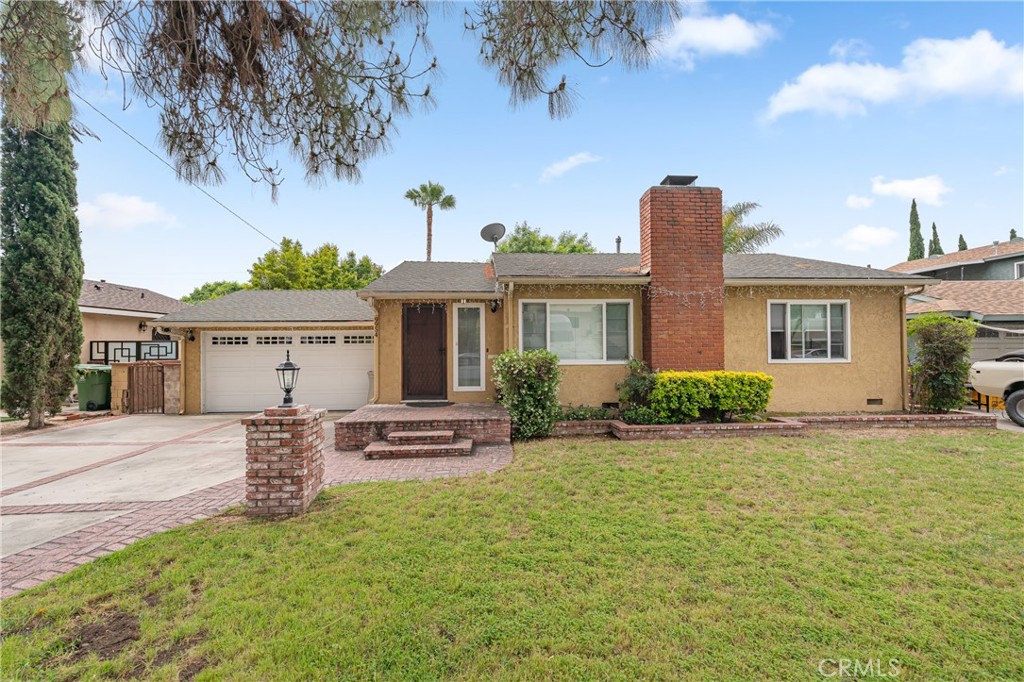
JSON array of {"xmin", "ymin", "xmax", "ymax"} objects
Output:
[
  {"xmin": 845, "ymin": 194, "xmax": 875, "ymax": 209},
  {"xmin": 829, "ymin": 38, "xmax": 872, "ymax": 62},
  {"xmin": 78, "ymin": 193, "xmax": 177, "ymax": 230},
  {"xmin": 871, "ymin": 175, "xmax": 951, "ymax": 206},
  {"xmin": 994, "ymin": 165, "xmax": 1011, "ymax": 176},
  {"xmin": 765, "ymin": 30, "xmax": 1023, "ymax": 121},
  {"xmin": 658, "ymin": 6, "xmax": 776, "ymax": 70},
  {"xmin": 539, "ymin": 152, "xmax": 602, "ymax": 183},
  {"xmin": 834, "ymin": 225, "xmax": 900, "ymax": 252}
]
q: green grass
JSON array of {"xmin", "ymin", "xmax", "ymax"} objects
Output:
[{"xmin": 2, "ymin": 431, "xmax": 1022, "ymax": 681}]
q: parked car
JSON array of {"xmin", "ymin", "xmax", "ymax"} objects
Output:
[{"xmin": 970, "ymin": 351, "xmax": 1024, "ymax": 426}]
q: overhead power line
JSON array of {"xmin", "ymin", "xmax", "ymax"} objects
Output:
[{"xmin": 70, "ymin": 90, "xmax": 280, "ymax": 247}]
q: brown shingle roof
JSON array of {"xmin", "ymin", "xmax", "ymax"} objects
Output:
[
  {"xmin": 491, "ymin": 253, "xmax": 644, "ymax": 279},
  {"xmin": 906, "ymin": 280, "xmax": 1024, "ymax": 317},
  {"xmin": 79, "ymin": 279, "xmax": 189, "ymax": 314},
  {"xmin": 887, "ymin": 240, "xmax": 1024, "ymax": 274},
  {"xmin": 360, "ymin": 262, "xmax": 498, "ymax": 294},
  {"xmin": 156, "ymin": 289, "xmax": 373, "ymax": 324}
]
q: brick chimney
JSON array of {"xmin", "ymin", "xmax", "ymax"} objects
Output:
[{"xmin": 640, "ymin": 175, "xmax": 725, "ymax": 371}]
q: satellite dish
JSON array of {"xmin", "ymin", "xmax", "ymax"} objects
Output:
[{"xmin": 480, "ymin": 222, "xmax": 506, "ymax": 246}]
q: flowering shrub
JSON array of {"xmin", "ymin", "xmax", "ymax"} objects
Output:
[
  {"xmin": 648, "ymin": 371, "xmax": 774, "ymax": 423},
  {"xmin": 493, "ymin": 349, "xmax": 561, "ymax": 440}
]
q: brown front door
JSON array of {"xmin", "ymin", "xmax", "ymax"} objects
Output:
[{"xmin": 402, "ymin": 304, "xmax": 446, "ymax": 400}]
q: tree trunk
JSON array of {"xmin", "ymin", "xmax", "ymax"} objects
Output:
[
  {"xmin": 28, "ymin": 405, "xmax": 45, "ymax": 429},
  {"xmin": 426, "ymin": 204, "xmax": 433, "ymax": 261}
]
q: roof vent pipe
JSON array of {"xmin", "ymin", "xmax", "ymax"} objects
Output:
[{"xmin": 615, "ymin": 236, "xmax": 621, "ymax": 253}]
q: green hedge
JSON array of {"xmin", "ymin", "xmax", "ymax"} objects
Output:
[
  {"xmin": 493, "ymin": 349, "xmax": 561, "ymax": 440},
  {"xmin": 648, "ymin": 371, "xmax": 774, "ymax": 423}
]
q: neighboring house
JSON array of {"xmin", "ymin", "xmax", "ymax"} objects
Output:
[
  {"xmin": 889, "ymin": 237, "xmax": 1024, "ymax": 362},
  {"xmin": 155, "ymin": 290, "xmax": 375, "ymax": 413},
  {"xmin": 79, "ymin": 279, "xmax": 189, "ymax": 363},
  {"xmin": 356, "ymin": 177, "xmax": 932, "ymax": 413},
  {"xmin": 887, "ymin": 239, "xmax": 1024, "ymax": 281},
  {"xmin": 906, "ymin": 280, "xmax": 1024, "ymax": 362}
]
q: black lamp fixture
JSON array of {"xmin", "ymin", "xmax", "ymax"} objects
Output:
[
  {"xmin": 138, "ymin": 320, "xmax": 148, "ymax": 333},
  {"xmin": 489, "ymin": 299, "xmax": 501, "ymax": 313},
  {"xmin": 275, "ymin": 350, "xmax": 301, "ymax": 406}
]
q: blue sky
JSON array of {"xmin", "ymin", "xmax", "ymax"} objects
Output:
[{"xmin": 70, "ymin": 2, "xmax": 1023, "ymax": 299}]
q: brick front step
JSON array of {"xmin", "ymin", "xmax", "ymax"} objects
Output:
[
  {"xmin": 364, "ymin": 438, "xmax": 473, "ymax": 459},
  {"xmin": 387, "ymin": 430, "xmax": 455, "ymax": 445}
]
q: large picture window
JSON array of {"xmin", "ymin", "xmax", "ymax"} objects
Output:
[
  {"xmin": 520, "ymin": 300, "xmax": 631, "ymax": 364},
  {"xmin": 769, "ymin": 301, "xmax": 849, "ymax": 362}
]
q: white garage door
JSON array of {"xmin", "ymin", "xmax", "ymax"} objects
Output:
[{"xmin": 203, "ymin": 331, "xmax": 373, "ymax": 412}]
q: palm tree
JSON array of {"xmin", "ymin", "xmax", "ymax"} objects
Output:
[
  {"xmin": 722, "ymin": 201, "xmax": 783, "ymax": 254},
  {"xmin": 404, "ymin": 182, "xmax": 456, "ymax": 261}
]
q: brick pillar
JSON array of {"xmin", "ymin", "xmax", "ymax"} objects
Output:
[
  {"xmin": 640, "ymin": 182, "xmax": 725, "ymax": 371},
  {"xmin": 242, "ymin": 404, "xmax": 325, "ymax": 517}
]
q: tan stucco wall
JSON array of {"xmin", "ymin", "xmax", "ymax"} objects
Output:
[
  {"xmin": 373, "ymin": 299, "xmax": 505, "ymax": 404},
  {"xmin": 110, "ymin": 363, "xmax": 129, "ymax": 413},
  {"xmin": 81, "ymin": 312, "xmax": 156, "ymax": 363},
  {"xmin": 179, "ymin": 325, "xmax": 373, "ymax": 415},
  {"xmin": 507, "ymin": 284, "xmax": 644, "ymax": 406},
  {"xmin": 724, "ymin": 285, "xmax": 907, "ymax": 412}
]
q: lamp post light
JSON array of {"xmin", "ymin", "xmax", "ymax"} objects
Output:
[{"xmin": 275, "ymin": 350, "xmax": 301, "ymax": 406}]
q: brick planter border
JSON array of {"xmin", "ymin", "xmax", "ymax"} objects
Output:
[
  {"xmin": 610, "ymin": 418, "xmax": 805, "ymax": 440},
  {"xmin": 791, "ymin": 411, "xmax": 997, "ymax": 429},
  {"xmin": 551, "ymin": 420, "xmax": 615, "ymax": 437}
]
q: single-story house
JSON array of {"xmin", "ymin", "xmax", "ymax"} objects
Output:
[
  {"xmin": 906, "ymin": 280, "xmax": 1024, "ymax": 362},
  {"xmin": 360, "ymin": 177, "xmax": 930, "ymax": 412},
  {"xmin": 156, "ymin": 289, "xmax": 375, "ymax": 413},
  {"xmin": 158, "ymin": 176, "xmax": 935, "ymax": 414}
]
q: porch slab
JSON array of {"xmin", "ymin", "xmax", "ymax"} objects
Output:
[{"xmin": 335, "ymin": 403, "xmax": 510, "ymax": 449}]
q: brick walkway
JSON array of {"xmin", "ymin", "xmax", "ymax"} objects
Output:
[{"xmin": 1, "ymin": 443, "xmax": 512, "ymax": 598}]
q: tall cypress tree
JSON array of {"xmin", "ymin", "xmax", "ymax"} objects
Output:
[
  {"xmin": 0, "ymin": 118, "xmax": 84, "ymax": 428},
  {"xmin": 928, "ymin": 222, "xmax": 944, "ymax": 256},
  {"xmin": 908, "ymin": 199, "xmax": 925, "ymax": 260},
  {"xmin": 1, "ymin": 0, "xmax": 83, "ymax": 428},
  {"xmin": 957, "ymin": 234, "xmax": 968, "ymax": 251}
]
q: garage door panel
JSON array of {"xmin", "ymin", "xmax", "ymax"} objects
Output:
[{"xmin": 203, "ymin": 332, "xmax": 373, "ymax": 412}]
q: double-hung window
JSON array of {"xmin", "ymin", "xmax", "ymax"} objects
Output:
[
  {"xmin": 769, "ymin": 300, "xmax": 849, "ymax": 362},
  {"xmin": 520, "ymin": 300, "xmax": 631, "ymax": 363}
]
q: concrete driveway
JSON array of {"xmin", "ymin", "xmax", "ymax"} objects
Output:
[{"xmin": 1, "ymin": 414, "xmax": 247, "ymax": 595}]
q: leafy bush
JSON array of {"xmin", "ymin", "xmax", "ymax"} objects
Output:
[
  {"xmin": 492, "ymin": 349, "xmax": 561, "ymax": 440},
  {"xmin": 908, "ymin": 313, "xmax": 975, "ymax": 413},
  {"xmin": 616, "ymin": 357, "xmax": 656, "ymax": 408},
  {"xmin": 559, "ymin": 404, "xmax": 617, "ymax": 421},
  {"xmin": 649, "ymin": 371, "xmax": 774, "ymax": 423}
]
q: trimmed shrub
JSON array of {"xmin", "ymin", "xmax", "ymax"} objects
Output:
[
  {"xmin": 616, "ymin": 357, "xmax": 656, "ymax": 408},
  {"xmin": 493, "ymin": 349, "xmax": 561, "ymax": 440},
  {"xmin": 649, "ymin": 371, "xmax": 774, "ymax": 423},
  {"xmin": 621, "ymin": 405, "xmax": 671, "ymax": 425},
  {"xmin": 908, "ymin": 313, "xmax": 975, "ymax": 413}
]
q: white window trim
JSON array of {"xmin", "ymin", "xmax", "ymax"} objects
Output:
[
  {"xmin": 518, "ymin": 299, "xmax": 633, "ymax": 365},
  {"xmin": 766, "ymin": 299, "xmax": 852, "ymax": 364},
  {"xmin": 1014, "ymin": 261, "xmax": 1024, "ymax": 279},
  {"xmin": 453, "ymin": 303, "xmax": 486, "ymax": 392}
]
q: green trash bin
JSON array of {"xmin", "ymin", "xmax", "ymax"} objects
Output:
[{"xmin": 75, "ymin": 364, "xmax": 112, "ymax": 411}]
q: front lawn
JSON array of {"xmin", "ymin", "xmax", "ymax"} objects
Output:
[{"xmin": 2, "ymin": 431, "xmax": 1021, "ymax": 680}]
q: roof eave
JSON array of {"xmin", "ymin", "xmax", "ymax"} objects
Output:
[
  {"xmin": 494, "ymin": 276, "xmax": 650, "ymax": 285},
  {"xmin": 156, "ymin": 320, "xmax": 373, "ymax": 328},
  {"xmin": 725, "ymin": 277, "xmax": 938, "ymax": 286},
  {"xmin": 358, "ymin": 290, "xmax": 499, "ymax": 300},
  {"xmin": 80, "ymin": 305, "xmax": 175, "ymax": 318}
]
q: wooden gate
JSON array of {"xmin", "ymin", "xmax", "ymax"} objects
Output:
[{"xmin": 127, "ymin": 362, "xmax": 164, "ymax": 414}]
